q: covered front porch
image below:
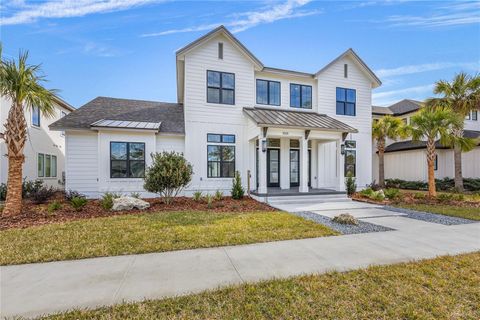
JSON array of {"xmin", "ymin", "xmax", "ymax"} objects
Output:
[{"xmin": 244, "ymin": 107, "xmax": 358, "ymax": 195}]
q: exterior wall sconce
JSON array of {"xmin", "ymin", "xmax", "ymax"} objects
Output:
[
  {"xmin": 340, "ymin": 144, "xmax": 345, "ymax": 155},
  {"xmin": 261, "ymin": 139, "xmax": 267, "ymax": 153}
]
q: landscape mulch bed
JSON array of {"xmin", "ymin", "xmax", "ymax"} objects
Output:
[
  {"xmin": 352, "ymin": 192, "xmax": 480, "ymax": 208},
  {"xmin": 0, "ymin": 196, "xmax": 275, "ymax": 231}
]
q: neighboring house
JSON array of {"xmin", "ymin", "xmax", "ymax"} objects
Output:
[
  {"xmin": 50, "ymin": 26, "xmax": 381, "ymax": 198},
  {"xmin": 372, "ymin": 99, "xmax": 480, "ymax": 182},
  {"xmin": 0, "ymin": 96, "xmax": 75, "ymax": 188}
]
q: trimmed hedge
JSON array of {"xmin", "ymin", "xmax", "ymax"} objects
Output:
[{"xmin": 385, "ymin": 178, "xmax": 480, "ymax": 192}]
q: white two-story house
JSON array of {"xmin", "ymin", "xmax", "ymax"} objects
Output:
[
  {"xmin": 50, "ymin": 26, "xmax": 381, "ymax": 198},
  {"xmin": 1, "ymin": 95, "xmax": 75, "ymax": 188},
  {"xmin": 372, "ymin": 99, "xmax": 480, "ymax": 182}
]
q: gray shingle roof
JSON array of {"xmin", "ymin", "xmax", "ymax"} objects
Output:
[
  {"xmin": 384, "ymin": 131, "xmax": 480, "ymax": 153},
  {"xmin": 49, "ymin": 97, "xmax": 184, "ymax": 134},
  {"xmin": 372, "ymin": 105, "xmax": 393, "ymax": 115},
  {"xmin": 243, "ymin": 107, "xmax": 358, "ymax": 133}
]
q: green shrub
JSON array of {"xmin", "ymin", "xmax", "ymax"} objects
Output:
[
  {"xmin": 22, "ymin": 179, "xmax": 45, "ymax": 198},
  {"xmin": 70, "ymin": 197, "xmax": 87, "ymax": 211},
  {"xmin": 372, "ymin": 190, "xmax": 385, "ymax": 201},
  {"xmin": 384, "ymin": 188, "xmax": 400, "ymax": 200},
  {"xmin": 231, "ymin": 171, "xmax": 245, "ymax": 200},
  {"xmin": 204, "ymin": 194, "xmax": 213, "ymax": 209},
  {"xmin": 65, "ymin": 189, "xmax": 85, "ymax": 201},
  {"xmin": 144, "ymin": 152, "xmax": 193, "ymax": 204},
  {"xmin": 359, "ymin": 188, "xmax": 374, "ymax": 197},
  {"xmin": 453, "ymin": 193, "xmax": 465, "ymax": 201},
  {"xmin": 345, "ymin": 173, "xmax": 356, "ymax": 196},
  {"xmin": 437, "ymin": 193, "xmax": 454, "ymax": 203},
  {"xmin": 47, "ymin": 201, "xmax": 62, "ymax": 214},
  {"xmin": 130, "ymin": 192, "xmax": 141, "ymax": 199},
  {"xmin": 413, "ymin": 192, "xmax": 426, "ymax": 200},
  {"xmin": 214, "ymin": 190, "xmax": 223, "ymax": 201},
  {"xmin": 193, "ymin": 191, "xmax": 202, "ymax": 201},
  {"xmin": 332, "ymin": 213, "xmax": 358, "ymax": 225},
  {"xmin": 101, "ymin": 192, "xmax": 121, "ymax": 210},
  {"xmin": 385, "ymin": 178, "xmax": 480, "ymax": 192},
  {"xmin": 0, "ymin": 183, "xmax": 6, "ymax": 201},
  {"xmin": 31, "ymin": 186, "xmax": 56, "ymax": 204}
]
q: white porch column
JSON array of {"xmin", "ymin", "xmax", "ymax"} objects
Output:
[
  {"xmin": 258, "ymin": 137, "xmax": 268, "ymax": 194},
  {"xmin": 280, "ymin": 138, "xmax": 290, "ymax": 190},
  {"xmin": 337, "ymin": 139, "xmax": 346, "ymax": 191},
  {"xmin": 299, "ymin": 136, "xmax": 309, "ymax": 193}
]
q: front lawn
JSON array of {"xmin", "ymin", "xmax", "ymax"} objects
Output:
[
  {"xmin": 394, "ymin": 203, "xmax": 480, "ymax": 221},
  {"xmin": 0, "ymin": 210, "xmax": 337, "ymax": 265},
  {"xmin": 43, "ymin": 252, "xmax": 480, "ymax": 319}
]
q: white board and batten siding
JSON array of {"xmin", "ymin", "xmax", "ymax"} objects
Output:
[{"xmin": 317, "ymin": 55, "xmax": 373, "ymax": 188}]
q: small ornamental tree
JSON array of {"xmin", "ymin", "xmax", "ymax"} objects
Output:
[
  {"xmin": 144, "ymin": 152, "xmax": 193, "ymax": 204},
  {"xmin": 231, "ymin": 171, "xmax": 245, "ymax": 200},
  {"xmin": 345, "ymin": 172, "xmax": 357, "ymax": 196}
]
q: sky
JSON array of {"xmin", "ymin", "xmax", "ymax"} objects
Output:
[{"xmin": 1, "ymin": 0, "xmax": 479, "ymax": 108}]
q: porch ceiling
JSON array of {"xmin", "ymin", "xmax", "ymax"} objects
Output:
[{"xmin": 243, "ymin": 107, "xmax": 358, "ymax": 133}]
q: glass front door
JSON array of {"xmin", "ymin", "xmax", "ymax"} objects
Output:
[
  {"xmin": 267, "ymin": 149, "xmax": 280, "ymax": 187},
  {"xmin": 290, "ymin": 150, "xmax": 299, "ymax": 187}
]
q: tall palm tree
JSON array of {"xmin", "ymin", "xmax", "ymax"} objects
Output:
[
  {"xmin": 426, "ymin": 72, "xmax": 480, "ymax": 191},
  {"xmin": 410, "ymin": 105, "xmax": 475, "ymax": 197},
  {"xmin": 0, "ymin": 50, "xmax": 57, "ymax": 216},
  {"xmin": 372, "ymin": 115, "xmax": 408, "ymax": 187}
]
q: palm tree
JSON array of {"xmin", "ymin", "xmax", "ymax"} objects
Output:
[
  {"xmin": 372, "ymin": 115, "xmax": 408, "ymax": 187},
  {"xmin": 426, "ymin": 72, "xmax": 480, "ymax": 191},
  {"xmin": 0, "ymin": 50, "xmax": 57, "ymax": 216},
  {"xmin": 410, "ymin": 105, "xmax": 475, "ymax": 197}
]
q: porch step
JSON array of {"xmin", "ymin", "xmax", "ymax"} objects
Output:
[{"xmin": 260, "ymin": 193, "xmax": 351, "ymax": 205}]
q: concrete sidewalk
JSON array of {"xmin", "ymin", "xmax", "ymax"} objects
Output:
[{"xmin": 1, "ymin": 205, "xmax": 479, "ymax": 319}]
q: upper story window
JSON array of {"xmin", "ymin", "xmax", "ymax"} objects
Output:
[
  {"xmin": 110, "ymin": 142, "xmax": 145, "ymax": 178},
  {"xmin": 344, "ymin": 64, "xmax": 348, "ymax": 78},
  {"xmin": 336, "ymin": 87, "xmax": 356, "ymax": 116},
  {"xmin": 218, "ymin": 43, "xmax": 223, "ymax": 59},
  {"xmin": 290, "ymin": 84, "xmax": 312, "ymax": 109},
  {"xmin": 207, "ymin": 70, "xmax": 235, "ymax": 105},
  {"xmin": 256, "ymin": 79, "xmax": 280, "ymax": 106},
  {"xmin": 32, "ymin": 106, "xmax": 40, "ymax": 127},
  {"xmin": 466, "ymin": 110, "xmax": 478, "ymax": 121}
]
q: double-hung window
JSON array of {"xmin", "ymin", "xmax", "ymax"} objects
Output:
[
  {"xmin": 344, "ymin": 140, "xmax": 356, "ymax": 177},
  {"xmin": 472, "ymin": 111, "xmax": 478, "ymax": 121},
  {"xmin": 207, "ymin": 70, "xmax": 235, "ymax": 105},
  {"xmin": 32, "ymin": 106, "xmax": 40, "ymax": 127},
  {"xmin": 290, "ymin": 84, "xmax": 312, "ymax": 109},
  {"xmin": 110, "ymin": 142, "xmax": 145, "ymax": 178},
  {"xmin": 336, "ymin": 87, "xmax": 356, "ymax": 116},
  {"xmin": 37, "ymin": 153, "xmax": 57, "ymax": 178},
  {"xmin": 256, "ymin": 79, "xmax": 280, "ymax": 106},
  {"xmin": 207, "ymin": 134, "xmax": 235, "ymax": 178}
]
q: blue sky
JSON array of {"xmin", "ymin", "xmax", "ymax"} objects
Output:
[{"xmin": 1, "ymin": 0, "xmax": 479, "ymax": 107}]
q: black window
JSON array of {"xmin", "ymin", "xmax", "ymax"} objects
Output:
[
  {"xmin": 110, "ymin": 142, "xmax": 145, "ymax": 178},
  {"xmin": 434, "ymin": 154, "xmax": 438, "ymax": 171},
  {"xmin": 208, "ymin": 145, "xmax": 235, "ymax": 178},
  {"xmin": 32, "ymin": 106, "xmax": 40, "ymax": 127},
  {"xmin": 336, "ymin": 87, "xmax": 356, "ymax": 116},
  {"xmin": 207, "ymin": 133, "xmax": 235, "ymax": 143},
  {"xmin": 207, "ymin": 70, "xmax": 235, "ymax": 105},
  {"xmin": 345, "ymin": 140, "xmax": 356, "ymax": 148},
  {"xmin": 290, "ymin": 84, "xmax": 312, "ymax": 109},
  {"xmin": 345, "ymin": 150, "xmax": 356, "ymax": 177},
  {"xmin": 218, "ymin": 43, "xmax": 223, "ymax": 59},
  {"xmin": 472, "ymin": 111, "xmax": 478, "ymax": 121},
  {"xmin": 256, "ymin": 79, "xmax": 280, "ymax": 106},
  {"xmin": 344, "ymin": 64, "xmax": 348, "ymax": 78}
]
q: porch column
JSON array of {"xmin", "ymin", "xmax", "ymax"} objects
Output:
[
  {"xmin": 299, "ymin": 136, "xmax": 309, "ymax": 193},
  {"xmin": 258, "ymin": 137, "xmax": 268, "ymax": 194},
  {"xmin": 280, "ymin": 138, "xmax": 290, "ymax": 190},
  {"xmin": 337, "ymin": 139, "xmax": 346, "ymax": 191}
]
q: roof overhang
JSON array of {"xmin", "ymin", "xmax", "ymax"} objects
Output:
[
  {"xmin": 244, "ymin": 107, "xmax": 358, "ymax": 134},
  {"xmin": 90, "ymin": 119, "xmax": 162, "ymax": 132},
  {"xmin": 315, "ymin": 49, "xmax": 382, "ymax": 89}
]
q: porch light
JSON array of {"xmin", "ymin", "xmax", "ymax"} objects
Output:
[
  {"xmin": 261, "ymin": 139, "xmax": 267, "ymax": 153},
  {"xmin": 340, "ymin": 144, "xmax": 345, "ymax": 155}
]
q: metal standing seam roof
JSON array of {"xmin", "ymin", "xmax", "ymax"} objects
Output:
[
  {"xmin": 90, "ymin": 119, "xmax": 162, "ymax": 131},
  {"xmin": 243, "ymin": 107, "xmax": 358, "ymax": 133}
]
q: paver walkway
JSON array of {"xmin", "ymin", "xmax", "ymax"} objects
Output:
[{"xmin": 1, "ymin": 201, "xmax": 479, "ymax": 319}]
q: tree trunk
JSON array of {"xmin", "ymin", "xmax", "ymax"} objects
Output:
[
  {"xmin": 426, "ymin": 138, "xmax": 437, "ymax": 197},
  {"xmin": 3, "ymin": 155, "xmax": 24, "ymax": 216},
  {"xmin": 453, "ymin": 143, "xmax": 463, "ymax": 192},
  {"xmin": 378, "ymin": 138, "xmax": 385, "ymax": 188},
  {"xmin": 2, "ymin": 101, "xmax": 27, "ymax": 216}
]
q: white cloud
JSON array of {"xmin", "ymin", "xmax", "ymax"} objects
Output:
[
  {"xmin": 384, "ymin": 1, "xmax": 480, "ymax": 28},
  {"xmin": 373, "ymin": 84, "xmax": 434, "ymax": 106},
  {"xmin": 142, "ymin": 0, "xmax": 320, "ymax": 37},
  {"xmin": 376, "ymin": 61, "xmax": 480, "ymax": 78},
  {"xmin": 1, "ymin": 0, "xmax": 162, "ymax": 26}
]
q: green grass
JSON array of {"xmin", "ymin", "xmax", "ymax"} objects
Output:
[
  {"xmin": 0, "ymin": 211, "xmax": 337, "ymax": 266},
  {"xmin": 394, "ymin": 203, "xmax": 480, "ymax": 221},
  {"xmin": 43, "ymin": 252, "xmax": 480, "ymax": 319}
]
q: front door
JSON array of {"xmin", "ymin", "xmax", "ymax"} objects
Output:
[
  {"xmin": 290, "ymin": 149, "xmax": 299, "ymax": 187},
  {"xmin": 267, "ymin": 149, "xmax": 280, "ymax": 187}
]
